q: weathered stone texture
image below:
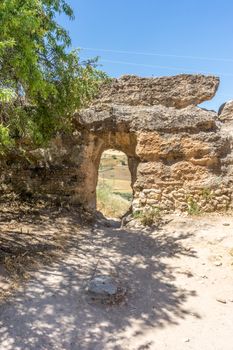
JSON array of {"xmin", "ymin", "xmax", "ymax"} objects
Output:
[
  {"xmin": 218, "ymin": 100, "xmax": 233, "ymax": 121},
  {"xmin": 93, "ymin": 74, "xmax": 219, "ymax": 108},
  {"xmin": 1, "ymin": 74, "xmax": 233, "ymax": 214},
  {"xmin": 218, "ymin": 100, "xmax": 233, "ymax": 186},
  {"xmin": 76, "ymin": 104, "xmax": 217, "ymax": 133}
]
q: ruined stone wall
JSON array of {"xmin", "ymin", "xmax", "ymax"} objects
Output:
[{"xmin": 0, "ymin": 74, "xmax": 233, "ymax": 214}]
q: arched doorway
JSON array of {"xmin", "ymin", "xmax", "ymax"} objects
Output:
[{"xmin": 96, "ymin": 149, "xmax": 133, "ymax": 218}]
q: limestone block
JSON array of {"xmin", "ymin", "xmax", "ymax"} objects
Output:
[
  {"xmin": 219, "ymin": 100, "xmax": 233, "ymax": 122},
  {"xmin": 93, "ymin": 74, "xmax": 219, "ymax": 108}
]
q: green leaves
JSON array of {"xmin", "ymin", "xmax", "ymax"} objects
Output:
[
  {"xmin": 0, "ymin": 88, "xmax": 16, "ymax": 103},
  {"xmin": 0, "ymin": 124, "xmax": 13, "ymax": 154},
  {"xmin": 0, "ymin": 0, "xmax": 107, "ymax": 150},
  {"xmin": 0, "ymin": 40, "xmax": 15, "ymax": 52}
]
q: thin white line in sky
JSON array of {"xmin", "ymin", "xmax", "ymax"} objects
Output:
[
  {"xmin": 100, "ymin": 59, "xmax": 233, "ymax": 77},
  {"xmin": 80, "ymin": 47, "xmax": 233, "ymax": 63}
]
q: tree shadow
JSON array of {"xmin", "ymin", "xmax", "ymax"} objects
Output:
[{"xmin": 0, "ymin": 208, "xmax": 199, "ymax": 350}]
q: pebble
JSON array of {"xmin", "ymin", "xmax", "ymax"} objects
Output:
[
  {"xmin": 87, "ymin": 275, "xmax": 118, "ymax": 296},
  {"xmin": 223, "ymin": 223, "xmax": 230, "ymax": 226},
  {"xmin": 216, "ymin": 298, "xmax": 227, "ymax": 304},
  {"xmin": 214, "ymin": 261, "xmax": 222, "ymax": 267},
  {"xmin": 86, "ymin": 275, "xmax": 127, "ymax": 303},
  {"xmin": 183, "ymin": 338, "xmax": 190, "ymax": 343}
]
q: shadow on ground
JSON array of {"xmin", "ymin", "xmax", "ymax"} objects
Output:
[{"xmin": 0, "ymin": 205, "xmax": 199, "ymax": 350}]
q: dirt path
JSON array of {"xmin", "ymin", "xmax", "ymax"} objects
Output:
[{"xmin": 0, "ymin": 213, "xmax": 233, "ymax": 350}]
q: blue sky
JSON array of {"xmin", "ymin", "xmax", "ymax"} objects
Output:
[{"xmin": 58, "ymin": 0, "xmax": 233, "ymax": 111}]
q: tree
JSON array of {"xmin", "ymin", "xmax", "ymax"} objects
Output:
[{"xmin": 0, "ymin": 0, "xmax": 106, "ymax": 150}]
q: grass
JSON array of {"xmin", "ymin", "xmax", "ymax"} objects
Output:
[
  {"xmin": 97, "ymin": 183, "xmax": 131, "ymax": 218},
  {"xmin": 98, "ymin": 177, "xmax": 131, "ymax": 193},
  {"xmin": 114, "ymin": 192, "xmax": 132, "ymax": 201},
  {"xmin": 187, "ymin": 197, "xmax": 201, "ymax": 215},
  {"xmin": 133, "ymin": 207, "xmax": 161, "ymax": 226}
]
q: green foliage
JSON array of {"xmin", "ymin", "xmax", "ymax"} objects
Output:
[
  {"xmin": 132, "ymin": 210, "xmax": 143, "ymax": 219},
  {"xmin": 187, "ymin": 197, "xmax": 201, "ymax": 215},
  {"xmin": 141, "ymin": 207, "xmax": 161, "ymax": 226},
  {"xmin": 114, "ymin": 191, "xmax": 132, "ymax": 201},
  {"xmin": 0, "ymin": 88, "xmax": 15, "ymax": 103},
  {"xmin": 0, "ymin": 124, "xmax": 13, "ymax": 154},
  {"xmin": 0, "ymin": 0, "xmax": 107, "ymax": 149},
  {"xmin": 133, "ymin": 207, "xmax": 161, "ymax": 226}
]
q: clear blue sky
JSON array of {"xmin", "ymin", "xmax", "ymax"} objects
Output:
[{"xmin": 58, "ymin": 0, "xmax": 233, "ymax": 111}]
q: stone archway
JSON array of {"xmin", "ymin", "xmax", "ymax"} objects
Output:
[
  {"xmin": 74, "ymin": 131, "xmax": 139, "ymax": 210},
  {"xmin": 73, "ymin": 74, "xmax": 233, "ymax": 214},
  {"xmin": 2, "ymin": 74, "xmax": 233, "ymax": 214}
]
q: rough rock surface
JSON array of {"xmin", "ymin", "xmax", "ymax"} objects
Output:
[
  {"xmin": 76, "ymin": 104, "xmax": 217, "ymax": 133},
  {"xmin": 218, "ymin": 100, "xmax": 233, "ymax": 121},
  {"xmin": 0, "ymin": 74, "xmax": 232, "ymax": 214},
  {"xmin": 93, "ymin": 74, "xmax": 219, "ymax": 108}
]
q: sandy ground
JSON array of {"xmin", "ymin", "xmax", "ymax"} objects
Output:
[{"xmin": 0, "ymin": 208, "xmax": 233, "ymax": 350}]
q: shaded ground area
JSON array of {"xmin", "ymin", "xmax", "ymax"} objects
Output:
[
  {"xmin": 0, "ymin": 200, "xmax": 91, "ymax": 300},
  {"xmin": 0, "ymin": 203, "xmax": 233, "ymax": 349}
]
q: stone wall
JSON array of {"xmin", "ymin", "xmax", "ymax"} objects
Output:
[{"xmin": 0, "ymin": 74, "xmax": 233, "ymax": 214}]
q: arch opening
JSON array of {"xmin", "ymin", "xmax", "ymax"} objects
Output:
[{"xmin": 96, "ymin": 149, "xmax": 133, "ymax": 218}]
